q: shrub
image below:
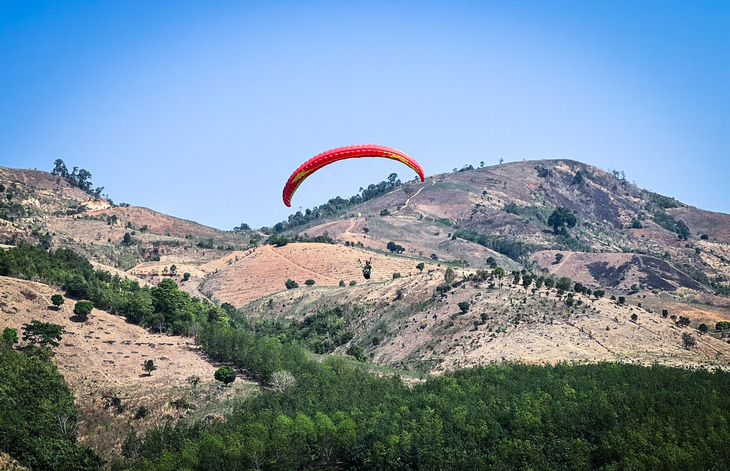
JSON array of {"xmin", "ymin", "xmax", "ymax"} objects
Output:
[
  {"xmin": 631, "ymin": 313, "xmax": 638, "ymax": 322},
  {"xmin": 458, "ymin": 302, "xmax": 470, "ymax": 314},
  {"xmin": 339, "ymin": 280, "xmax": 346, "ymax": 287},
  {"xmin": 183, "ymin": 272, "xmax": 191, "ymax": 281},
  {"xmin": 349, "ymin": 280, "xmax": 356, "ymax": 286},
  {"xmin": 662, "ymin": 309, "xmax": 669, "ymax": 318},
  {"xmin": 682, "ymin": 332, "xmax": 696, "ymax": 349},
  {"xmin": 142, "ymin": 359, "xmax": 157, "ymax": 376},
  {"xmin": 346, "ymin": 345, "xmax": 367, "ymax": 362},
  {"xmin": 285, "ymin": 279, "xmax": 299, "ymax": 289},
  {"xmin": 2, "ymin": 327, "xmax": 18, "ymax": 344},
  {"xmin": 134, "ymin": 405, "xmax": 148, "ymax": 419},
  {"xmin": 416, "ymin": 262, "xmax": 425, "ymax": 272},
  {"xmin": 698, "ymin": 324, "xmax": 709, "ymax": 333},
  {"xmin": 51, "ymin": 294, "xmax": 64, "ymax": 309},
  {"xmin": 305, "ymin": 279, "xmax": 315, "ymax": 286},
  {"xmin": 392, "ymin": 273, "xmax": 401, "ymax": 279}
]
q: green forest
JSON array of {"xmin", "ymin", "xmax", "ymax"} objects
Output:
[{"xmin": 2, "ymin": 243, "xmax": 730, "ymax": 470}]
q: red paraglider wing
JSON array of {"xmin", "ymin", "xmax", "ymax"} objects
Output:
[{"xmin": 282, "ymin": 144, "xmax": 424, "ymax": 207}]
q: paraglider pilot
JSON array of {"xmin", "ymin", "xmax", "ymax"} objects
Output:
[{"xmin": 358, "ymin": 258, "xmax": 372, "ymax": 279}]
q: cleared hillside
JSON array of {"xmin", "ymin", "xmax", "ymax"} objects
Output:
[
  {"xmin": 199, "ymin": 243, "xmax": 439, "ymax": 307},
  {"xmin": 0, "ymin": 276, "xmax": 252, "ymax": 458}
]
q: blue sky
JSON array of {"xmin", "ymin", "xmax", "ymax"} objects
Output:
[{"xmin": 2, "ymin": 1, "xmax": 729, "ymax": 230}]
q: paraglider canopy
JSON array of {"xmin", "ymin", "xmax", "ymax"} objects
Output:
[{"xmin": 282, "ymin": 144, "xmax": 424, "ymax": 207}]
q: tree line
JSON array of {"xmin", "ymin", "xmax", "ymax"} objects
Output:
[
  {"xmin": 0, "ymin": 243, "xmax": 228, "ymax": 335},
  {"xmin": 0, "ymin": 340, "xmax": 102, "ymax": 470}
]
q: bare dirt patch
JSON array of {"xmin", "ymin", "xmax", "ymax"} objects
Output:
[{"xmin": 202, "ymin": 243, "xmax": 438, "ymax": 307}]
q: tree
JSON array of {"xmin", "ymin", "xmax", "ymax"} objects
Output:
[
  {"xmin": 170, "ymin": 264, "xmax": 177, "ymax": 275},
  {"xmin": 285, "ymin": 279, "xmax": 299, "ymax": 289},
  {"xmin": 544, "ymin": 277, "xmax": 556, "ymax": 289},
  {"xmin": 73, "ymin": 300, "xmax": 94, "ymax": 320},
  {"xmin": 392, "ymin": 272, "xmax": 401, "ymax": 279},
  {"xmin": 380, "ymin": 209, "xmax": 390, "ymax": 216},
  {"xmin": 51, "ymin": 294, "xmax": 65, "ymax": 310},
  {"xmin": 556, "ymin": 276, "xmax": 572, "ymax": 291},
  {"xmin": 52, "ymin": 158, "xmax": 69, "ymax": 177},
  {"xmin": 22, "ymin": 320, "xmax": 65, "ymax": 348},
  {"xmin": 492, "ymin": 267, "xmax": 505, "ymax": 289},
  {"xmin": 458, "ymin": 302, "xmax": 470, "ymax": 314},
  {"xmin": 2, "ymin": 327, "xmax": 17, "ymax": 344},
  {"xmin": 631, "ymin": 313, "xmax": 638, "ymax": 322},
  {"xmin": 682, "ymin": 332, "xmax": 696, "ymax": 350},
  {"xmin": 387, "ymin": 241, "xmax": 405, "ymax": 253},
  {"xmin": 346, "ymin": 345, "xmax": 366, "ymax": 362},
  {"xmin": 305, "ymin": 279, "xmax": 315, "ymax": 286},
  {"xmin": 662, "ymin": 309, "xmax": 669, "ymax": 318},
  {"xmin": 522, "ymin": 274, "xmax": 533, "ymax": 288},
  {"xmin": 698, "ymin": 323, "xmax": 709, "ymax": 333},
  {"xmin": 700, "ymin": 234, "xmax": 709, "ymax": 240},
  {"xmin": 65, "ymin": 273, "xmax": 88, "ymax": 299},
  {"xmin": 715, "ymin": 321, "xmax": 730, "ymax": 331},
  {"xmin": 183, "ymin": 272, "xmax": 191, "ymax": 281},
  {"xmin": 631, "ymin": 218, "xmax": 643, "ymax": 229},
  {"xmin": 416, "ymin": 262, "xmax": 425, "ymax": 272},
  {"xmin": 572, "ymin": 171, "xmax": 585, "ymax": 186},
  {"xmin": 617, "ymin": 296, "xmax": 626, "ymax": 305},
  {"xmin": 676, "ymin": 220, "xmax": 691, "ymax": 240},
  {"xmin": 142, "ymin": 359, "xmax": 157, "ymax": 376},
  {"xmin": 548, "ymin": 207, "xmax": 577, "ymax": 235},
  {"xmin": 444, "ymin": 267, "xmax": 456, "ymax": 285},
  {"xmin": 122, "ymin": 232, "xmax": 133, "ymax": 245},
  {"xmin": 215, "ymin": 365, "xmax": 237, "ymax": 386},
  {"xmin": 339, "ymin": 280, "xmax": 346, "ymax": 287},
  {"xmin": 554, "ymin": 253, "xmax": 564, "ymax": 264},
  {"xmin": 269, "ymin": 371, "xmax": 297, "ymax": 393}
]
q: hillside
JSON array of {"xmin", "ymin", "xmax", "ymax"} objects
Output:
[
  {"xmin": 2, "ymin": 160, "xmax": 730, "ymax": 376},
  {"xmin": 238, "ymin": 265, "xmax": 730, "ymax": 372},
  {"xmin": 284, "ymin": 160, "xmax": 730, "ymax": 297},
  {"xmin": 3, "ymin": 160, "xmax": 730, "ymax": 468},
  {"xmin": 0, "ymin": 276, "xmax": 253, "ymax": 459}
]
